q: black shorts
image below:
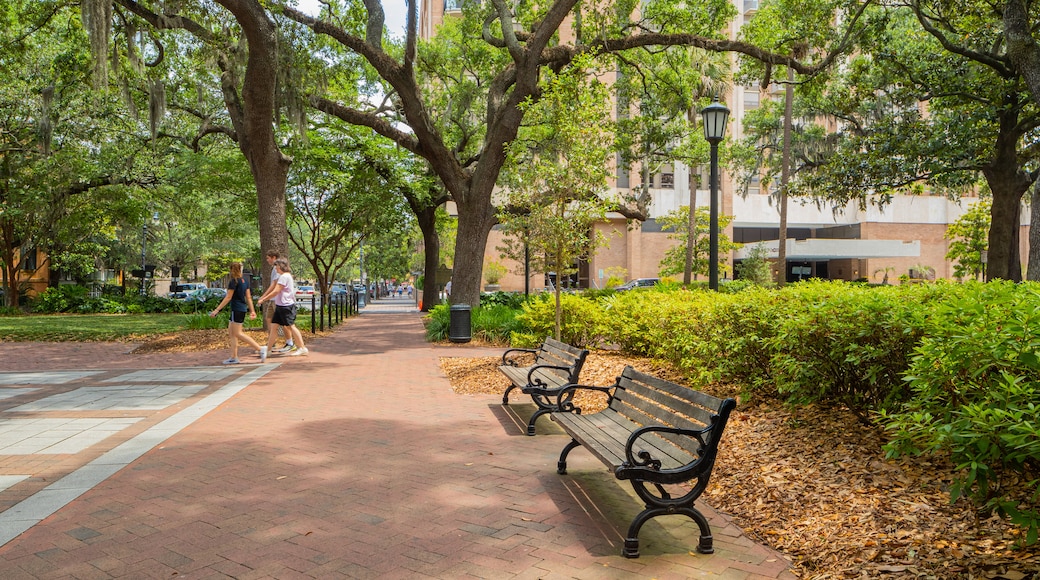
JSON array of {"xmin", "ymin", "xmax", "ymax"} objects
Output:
[
  {"xmin": 272, "ymin": 304, "xmax": 297, "ymax": 326},
  {"xmin": 230, "ymin": 310, "xmax": 247, "ymax": 324}
]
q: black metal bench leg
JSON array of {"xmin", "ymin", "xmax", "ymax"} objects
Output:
[
  {"xmin": 622, "ymin": 506, "xmax": 714, "ymax": 558},
  {"xmin": 623, "ymin": 506, "xmax": 661, "ymax": 558},
  {"xmin": 526, "ymin": 408, "xmax": 550, "ymax": 436},
  {"xmin": 557, "ymin": 438, "xmax": 581, "ymax": 474},
  {"xmin": 686, "ymin": 507, "xmax": 715, "ymax": 554},
  {"xmin": 502, "ymin": 384, "xmax": 516, "ymax": 405}
]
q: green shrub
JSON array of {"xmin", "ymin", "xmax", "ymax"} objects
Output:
[
  {"xmin": 33, "ymin": 285, "xmax": 186, "ymax": 314},
  {"xmin": 516, "ymin": 292, "xmax": 605, "ymax": 348},
  {"xmin": 473, "ymin": 304, "xmax": 525, "ymax": 343},
  {"xmin": 424, "ymin": 304, "xmax": 450, "ymax": 341},
  {"xmin": 763, "ymin": 281, "xmax": 930, "ymax": 419},
  {"xmin": 881, "ymin": 281, "xmax": 1040, "ymax": 544},
  {"xmin": 598, "ymin": 286, "xmax": 679, "ymax": 355},
  {"xmin": 185, "ymin": 312, "xmax": 227, "ymax": 330},
  {"xmin": 480, "ymin": 291, "xmax": 528, "ymax": 309},
  {"xmin": 33, "ymin": 285, "xmax": 91, "ymax": 313},
  {"xmin": 687, "ymin": 285, "xmax": 784, "ymax": 397}
]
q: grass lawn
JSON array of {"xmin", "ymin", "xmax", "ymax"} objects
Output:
[
  {"xmin": 0, "ymin": 310, "xmax": 324, "ymax": 342},
  {"xmin": 0, "ymin": 313, "xmax": 208, "ymax": 342}
]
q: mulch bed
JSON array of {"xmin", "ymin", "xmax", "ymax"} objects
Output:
[{"xmin": 439, "ymin": 351, "xmax": 1040, "ymax": 580}]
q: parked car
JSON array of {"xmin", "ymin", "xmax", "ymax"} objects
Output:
[
  {"xmin": 169, "ymin": 282, "xmax": 209, "ymax": 300},
  {"xmin": 184, "ymin": 287, "xmax": 227, "ymax": 303},
  {"xmin": 295, "ymin": 285, "xmax": 316, "ymax": 301},
  {"xmin": 615, "ymin": 278, "xmax": 660, "ymax": 291}
]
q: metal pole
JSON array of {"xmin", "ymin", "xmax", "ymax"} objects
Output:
[
  {"xmin": 709, "ymin": 141, "xmax": 720, "ymax": 291},
  {"xmin": 140, "ymin": 222, "xmax": 147, "ymax": 296},
  {"xmin": 524, "ymin": 237, "xmax": 530, "ymax": 296}
]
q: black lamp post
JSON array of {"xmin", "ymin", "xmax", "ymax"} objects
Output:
[
  {"xmin": 700, "ymin": 97, "xmax": 729, "ymax": 291},
  {"xmin": 140, "ymin": 211, "xmax": 159, "ymax": 296}
]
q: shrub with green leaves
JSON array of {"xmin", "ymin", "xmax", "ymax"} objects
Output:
[
  {"xmin": 598, "ymin": 286, "xmax": 681, "ymax": 355},
  {"xmin": 763, "ymin": 281, "xmax": 931, "ymax": 419},
  {"xmin": 881, "ymin": 281, "xmax": 1040, "ymax": 544},
  {"xmin": 686, "ymin": 285, "xmax": 785, "ymax": 397},
  {"xmin": 479, "ymin": 291, "xmax": 528, "ymax": 309},
  {"xmin": 33, "ymin": 285, "xmax": 186, "ymax": 314},
  {"xmin": 514, "ymin": 292, "xmax": 605, "ymax": 348}
]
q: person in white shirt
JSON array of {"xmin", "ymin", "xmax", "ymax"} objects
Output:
[
  {"xmin": 257, "ymin": 258, "xmax": 309, "ymax": 357},
  {"xmin": 263, "ymin": 251, "xmax": 296, "ymax": 352}
]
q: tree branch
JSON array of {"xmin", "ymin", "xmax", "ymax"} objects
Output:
[{"xmin": 308, "ymin": 96, "xmax": 420, "ymax": 153}]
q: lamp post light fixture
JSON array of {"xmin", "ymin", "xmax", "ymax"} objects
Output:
[
  {"xmin": 700, "ymin": 97, "xmax": 730, "ymax": 291},
  {"xmin": 140, "ymin": 211, "xmax": 160, "ymax": 296}
]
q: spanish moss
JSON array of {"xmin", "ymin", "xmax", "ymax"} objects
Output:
[{"xmin": 80, "ymin": 0, "xmax": 112, "ymax": 88}]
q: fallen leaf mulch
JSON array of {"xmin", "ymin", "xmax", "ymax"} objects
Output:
[{"xmin": 440, "ymin": 351, "xmax": 1040, "ymax": 580}]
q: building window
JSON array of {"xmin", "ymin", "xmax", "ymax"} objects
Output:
[
  {"xmin": 660, "ymin": 172, "xmax": 674, "ymax": 189},
  {"xmin": 21, "ymin": 247, "xmax": 38, "ymax": 271},
  {"xmin": 744, "ymin": 0, "xmax": 758, "ymax": 11},
  {"xmin": 444, "ymin": 0, "xmax": 462, "ymax": 12},
  {"xmin": 743, "ymin": 89, "xmax": 760, "ymax": 111},
  {"xmin": 616, "ymin": 153, "xmax": 629, "ymax": 188}
]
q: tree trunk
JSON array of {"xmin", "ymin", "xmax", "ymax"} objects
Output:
[
  {"xmin": 983, "ymin": 174, "xmax": 1026, "ymax": 282},
  {"xmin": 683, "ymin": 110, "xmax": 696, "ymax": 286},
  {"xmin": 215, "ymin": 0, "xmax": 291, "ymax": 292},
  {"xmin": 0, "ymin": 220, "xmax": 19, "ymax": 308},
  {"xmin": 415, "ymin": 204, "xmax": 440, "ymax": 312},
  {"xmin": 981, "ymin": 107, "xmax": 1030, "ymax": 282},
  {"xmin": 450, "ymin": 193, "xmax": 497, "ymax": 308},
  {"xmin": 1004, "ymin": 0, "xmax": 1040, "ymax": 282},
  {"xmin": 1005, "ymin": 0, "xmax": 1040, "ymax": 107}
]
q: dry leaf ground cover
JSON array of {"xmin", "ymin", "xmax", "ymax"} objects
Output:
[{"xmin": 440, "ymin": 351, "xmax": 1040, "ymax": 580}]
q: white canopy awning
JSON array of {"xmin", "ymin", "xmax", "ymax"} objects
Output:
[{"xmin": 735, "ymin": 239, "xmax": 921, "ymax": 260}]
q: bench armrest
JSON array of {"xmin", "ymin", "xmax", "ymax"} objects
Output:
[
  {"xmin": 501, "ymin": 347, "xmax": 538, "ymax": 366},
  {"xmin": 524, "ymin": 364, "xmax": 576, "ymax": 387},
  {"xmin": 552, "ymin": 383, "xmax": 615, "ymax": 413},
  {"xmin": 623, "ymin": 425, "xmax": 709, "ymax": 471}
]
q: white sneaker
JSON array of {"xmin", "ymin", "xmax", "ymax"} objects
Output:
[
  {"xmin": 288, "ymin": 347, "xmax": 309, "ymax": 357},
  {"xmin": 274, "ymin": 344, "xmax": 297, "ymax": 353},
  {"xmin": 259, "ymin": 347, "xmax": 268, "ymax": 363},
  {"xmin": 222, "ymin": 358, "xmax": 240, "ymax": 365}
]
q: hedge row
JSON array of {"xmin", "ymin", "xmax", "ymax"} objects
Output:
[{"xmin": 504, "ymin": 280, "xmax": 1040, "ymax": 541}]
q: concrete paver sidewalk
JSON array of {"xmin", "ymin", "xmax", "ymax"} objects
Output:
[{"xmin": 0, "ymin": 297, "xmax": 795, "ymax": 578}]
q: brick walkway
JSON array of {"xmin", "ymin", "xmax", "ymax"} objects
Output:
[{"xmin": 0, "ymin": 297, "xmax": 795, "ymax": 578}]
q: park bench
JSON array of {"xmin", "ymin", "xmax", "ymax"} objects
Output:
[
  {"xmin": 550, "ymin": 366, "xmax": 737, "ymax": 558},
  {"xmin": 499, "ymin": 337, "xmax": 589, "ymax": 436}
]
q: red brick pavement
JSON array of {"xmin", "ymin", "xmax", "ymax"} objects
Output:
[{"xmin": 0, "ymin": 302, "xmax": 796, "ymax": 579}]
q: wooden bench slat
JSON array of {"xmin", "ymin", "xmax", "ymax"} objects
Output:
[
  {"xmin": 620, "ymin": 370, "xmax": 723, "ymax": 427},
  {"xmin": 611, "ymin": 396, "xmax": 705, "ymax": 457},
  {"xmin": 553, "ymin": 414, "xmax": 627, "ymax": 466},
  {"xmin": 554, "ymin": 406, "xmax": 700, "ymax": 471}
]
